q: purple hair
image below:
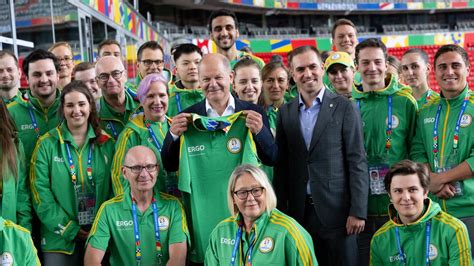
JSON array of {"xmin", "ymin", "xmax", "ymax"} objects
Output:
[{"xmin": 137, "ymin": 73, "xmax": 169, "ymax": 103}]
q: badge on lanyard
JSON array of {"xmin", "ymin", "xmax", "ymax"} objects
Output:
[
  {"xmin": 77, "ymin": 192, "xmax": 96, "ymax": 225},
  {"xmin": 436, "ymin": 153, "xmax": 464, "ymax": 196},
  {"xmin": 369, "ymin": 163, "xmax": 390, "ymax": 195}
]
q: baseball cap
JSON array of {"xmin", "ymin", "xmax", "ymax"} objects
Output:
[{"xmin": 324, "ymin": 52, "xmax": 355, "ymax": 71}]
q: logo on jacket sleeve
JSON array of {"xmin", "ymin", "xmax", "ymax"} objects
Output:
[
  {"xmin": 227, "ymin": 138, "xmax": 242, "ymax": 154},
  {"xmin": 259, "ymin": 237, "xmax": 274, "ymax": 253}
]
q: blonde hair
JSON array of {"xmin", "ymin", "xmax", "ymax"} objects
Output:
[
  {"xmin": 227, "ymin": 164, "xmax": 277, "ymax": 216},
  {"xmin": 48, "ymin": 42, "xmax": 73, "ymax": 54}
]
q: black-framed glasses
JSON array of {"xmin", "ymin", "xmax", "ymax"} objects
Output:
[
  {"xmin": 140, "ymin": 59, "xmax": 164, "ymax": 67},
  {"xmin": 97, "ymin": 70, "xmax": 124, "ymax": 82},
  {"xmin": 233, "ymin": 187, "xmax": 265, "ymax": 200},
  {"xmin": 124, "ymin": 164, "xmax": 158, "ymax": 174}
]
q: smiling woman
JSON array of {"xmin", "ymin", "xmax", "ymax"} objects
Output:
[
  {"xmin": 30, "ymin": 80, "xmax": 115, "ymax": 265},
  {"xmin": 205, "ymin": 164, "xmax": 318, "ymax": 265},
  {"xmin": 370, "ymin": 160, "xmax": 472, "ymax": 265}
]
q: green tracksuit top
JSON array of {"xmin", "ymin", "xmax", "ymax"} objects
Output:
[
  {"xmin": 167, "ymin": 82, "xmax": 205, "ymax": 117},
  {"xmin": 179, "ymin": 112, "xmax": 260, "ymax": 262},
  {"xmin": 7, "ymin": 89, "xmax": 61, "ymax": 163},
  {"xmin": 0, "ymin": 216, "xmax": 40, "ymax": 265},
  {"xmin": 112, "ymin": 113, "xmax": 174, "ymax": 196},
  {"xmin": 0, "ymin": 141, "xmax": 32, "ymax": 232},
  {"xmin": 2, "ymin": 90, "xmax": 22, "ymax": 105},
  {"xmin": 370, "ymin": 199, "xmax": 472, "ymax": 265},
  {"xmin": 205, "ymin": 209, "xmax": 318, "ymax": 266},
  {"xmin": 416, "ymin": 89, "xmax": 440, "ymax": 109},
  {"xmin": 353, "ymin": 74, "xmax": 418, "ymax": 216},
  {"xmin": 98, "ymin": 90, "xmax": 140, "ymax": 140},
  {"xmin": 87, "ymin": 189, "xmax": 189, "ymax": 265},
  {"xmin": 411, "ymin": 86, "xmax": 474, "ymax": 218},
  {"xmin": 30, "ymin": 123, "xmax": 114, "ymax": 254}
]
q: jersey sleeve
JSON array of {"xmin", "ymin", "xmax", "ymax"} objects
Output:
[
  {"xmin": 30, "ymin": 136, "xmax": 81, "ymax": 242},
  {"xmin": 283, "ymin": 225, "xmax": 318, "ymax": 265},
  {"xmin": 167, "ymin": 198, "xmax": 190, "ymax": 245},
  {"xmin": 16, "ymin": 140, "xmax": 33, "ymax": 232},
  {"xmin": 86, "ymin": 202, "xmax": 111, "ymax": 251},
  {"xmin": 410, "ymin": 112, "xmax": 430, "ymax": 165},
  {"xmin": 447, "ymin": 220, "xmax": 472, "ymax": 266},
  {"xmin": 111, "ymin": 128, "xmax": 138, "ymax": 195},
  {"xmin": 24, "ymin": 232, "xmax": 41, "ymax": 265}
]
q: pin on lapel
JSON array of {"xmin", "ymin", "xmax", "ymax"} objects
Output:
[{"xmin": 329, "ymin": 103, "xmax": 334, "ymax": 108}]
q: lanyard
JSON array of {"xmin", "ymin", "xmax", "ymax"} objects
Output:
[
  {"xmin": 27, "ymin": 105, "xmax": 40, "ymax": 138},
  {"xmin": 395, "ymin": 220, "xmax": 431, "ymax": 265},
  {"xmin": 65, "ymin": 142, "xmax": 94, "ymax": 191},
  {"xmin": 230, "ymin": 224, "xmax": 257, "ymax": 266},
  {"xmin": 175, "ymin": 93, "xmax": 182, "ymax": 113},
  {"xmin": 108, "ymin": 121, "xmax": 118, "ymax": 139},
  {"xmin": 432, "ymin": 93, "xmax": 470, "ymax": 169},
  {"xmin": 145, "ymin": 120, "xmax": 163, "ymax": 152},
  {"xmin": 131, "ymin": 194, "xmax": 162, "ymax": 265},
  {"xmin": 356, "ymin": 95, "xmax": 392, "ymax": 151}
]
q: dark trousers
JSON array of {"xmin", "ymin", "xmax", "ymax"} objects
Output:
[
  {"xmin": 303, "ymin": 197, "xmax": 359, "ymax": 266},
  {"xmin": 357, "ymin": 215, "xmax": 389, "ymax": 266}
]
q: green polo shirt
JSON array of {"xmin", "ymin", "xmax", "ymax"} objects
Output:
[
  {"xmin": 87, "ymin": 190, "xmax": 189, "ymax": 265},
  {"xmin": 0, "ymin": 217, "xmax": 40, "ymax": 265},
  {"xmin": 205, "ymin": 209, "xmax": 317, "ymax": 265}
]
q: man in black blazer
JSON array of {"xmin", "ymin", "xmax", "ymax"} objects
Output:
[
  {"xmin": 161, "ymin": 53, "xmax": 276, "ymax": 264},
  {"xmin": 274, "ymin": 46, "xmax": 368, "ymax": 266},
  {"xmin": 161, "ymin": 53, "xmax": 276, "ymax": 172}
]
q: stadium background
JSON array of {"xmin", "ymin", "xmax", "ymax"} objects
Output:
[{"xmin": 2, "ymin": 0, "xmax": 474, "ymax": 91}]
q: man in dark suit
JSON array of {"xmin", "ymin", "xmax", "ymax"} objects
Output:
[
  {"xmin": 274, "ymin": 45, "xmax": 368, "ymax": 266},
  {"xmin": 161, "ymin": 53, "xmax": 276, "ymax": 264}
]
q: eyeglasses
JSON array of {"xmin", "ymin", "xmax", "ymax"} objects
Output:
[
  {"xmin": 233, "ymin": 187, "xmax": 265, "ymax": 200},
  {"xmin": 140, "ymin": 59, "xmax": 164, "ymax": 67},
  {"xmin": 124, "ymin": 164, "xmax": 158, "ymax": 174},
  {"xmin": 57, "ymin": 56, "xmax": 73, "ymax": 63},
  {"xmin": 97, "ymin": 70, "xmax": 124, "ymax": 82}
]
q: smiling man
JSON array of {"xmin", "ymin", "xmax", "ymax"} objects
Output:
[
  {"xmin": 0, "ymin": 50, "xmax": 22, "ymax": 103},
  {"xmin": 7, "ymin": 49, "xmax": 61, "ymax": 161},
  {"xmin": 208, "ymin": 9, "xmax": 264, "ymax": 69},
  {"xmin": 73, "ymin": 62, "xmax": 101, "ymax": 101},
  {"xmin": 401, "ymin": 48, "xmax": 439, "ymax": 107},
  {"xmin": 411, "ymin": 44, "xmax": 474, "ymax": 251},
  {"xmin": 352, "ymin": 38, "xmax": 418, "ymax": 266}
]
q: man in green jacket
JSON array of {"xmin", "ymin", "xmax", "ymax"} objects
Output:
[
  {"xmin": 352, "ymin": 38, "xmax": 418, "ymax": 265},
  {"xmin": 411, "ymin": 44, "xmax": 474, "ymax": 250},
  {"xmin": 7, "ymin": 49, "xmax": 61, "ymax": 163},
  {"xmin": 0, "ymin": 50, "xmax": 22, "ymax": 104},
  {"xmin": 95, "ymin": 56, "xmax": 140, "ymax": 139}
]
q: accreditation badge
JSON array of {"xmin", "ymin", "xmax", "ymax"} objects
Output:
[
  {"xmin": 436, "ymin": 154, "xmax": 463, "ymax": 197},
  {"xmin": 368, "ymin": 163, "xmax": 389, "ymax": 195},
  {"xmin": 77, "ymin": 192, "xmax": 96, "ymax": 225}
]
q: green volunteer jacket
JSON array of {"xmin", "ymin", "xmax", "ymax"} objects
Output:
[
  {"xmin": 179, "ymin": 112, "xmax": 260, "ymax": 262},
  {"xmin": 2, "ymin": 90, "xmax": 22, "ymax": 105},
  {"xmin": 205, "ymin": 209, "xmax": 318, "ymax": 265},
  {"xmin": 30, "ymin": 123, "xmax": 114, "ymax": 254},
  {"xmin": 411, "ymin": 86, "xmax": 474, "ymax": 218},
  {"xmin": 370, "ymin": 199, "xmax": 472, "ymax": 265},
  {"xmin": 112, "ymin": 113, "xmax": 174, "ymax": 196},
  {"xmin": 0, "ymin": 216, "xmax": 40, "ymax": 265},
  {"xmin": 7, "ymin": 89, "xmax": 61, "ymax": 162},
  {"xmin": 87, "ymin": 189, "xmax": 189, "ymax": 265},
  {"xmin": 98, "ymin": 90, "xmax": 140, "ymax": 140},
  {"xmin": 0, "ymin": 141, "xmax": 32, "ymax": 231},
  {"xmin": 416, "ymin": 89, "xmax": 440, "ymax": 109},
  {"xmin": 353, "ymin": 74, "xmax": 418, "ymax": 216},
  {"xmin": 167, "ymin": 81, "xmax": 204, "ymax": 117}
]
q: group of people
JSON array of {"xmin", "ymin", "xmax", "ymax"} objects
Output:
[{"xmin": 0, "ymin": 7, "xmax": 473, "ymax": 266}]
